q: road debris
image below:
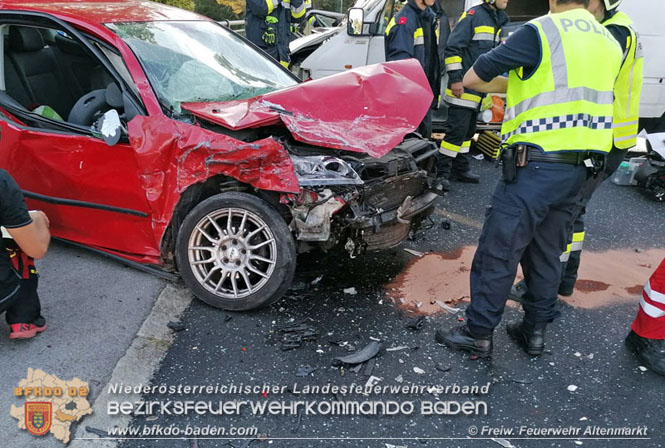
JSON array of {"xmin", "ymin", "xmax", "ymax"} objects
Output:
[
  {"xmin": 311, "ymin": 275, "xmax": 323, "ymax": 285},
  {"xmin": 404, "ymin": 248, "xmax": 425, "ymax": 257},
  {"xmin": 435, "ymin": 364, "xmax": 451, "ymax": 373},
  {"xmin": 365, "ymin": 376, "xmax": 382, "ymax": 388},
  {"xmin": 278, "ymin": 322, "xmax": 319, "ymax": 351},
  {"xmin": 363, "ymin": 358, "xmax": 376, "ymax": 376},
  {"xmin": 441, "ymin": 220, "xmax": 451, "ymax": 230},
  {"xmin": 436, "ymin": 301, "xmax": 461, "ymax": 313},
  {"xmin": 491, "ymin": 438, "xmax": 516, "ymax": 448},
  {"xmin": 386, "ymin": 346, "xmax": 410, "ymax": 352},
  {"xmin": 638, "ymin": 366, "xmax": 648, "ymax": 372},
  {"xmin": 296, "ymin": 365, "xmax": 317, "ymax": 377},
  {"xmin": 85, "ymin": 426, "xmax": 109, "ymax": 438},
  {"xmin": 343, "ymin": 287, "xmax": 358, "ymax": 295},
  {"xmin": 167, "ymin": 321, "xmax": 185, "ymax": 331},
  {"xmin": 405, "ymin": 316, "xmax": 426, "ymax": 331},
  {"xmin": 413, "ymin": 367, "xmax": 425, "ymax": 375},
  {"xmin": 395, "ymin": 375, "xmax": 404, "ymax": 383},
  {"xmin": 335, "ymin": 341, "xmax": 382, "ymax": 365},
  {"xmin": 567, "ymin": 385, "xmax": 579, "ymax": 392},
  {"xmin": 510, "ymin": 378, "xmax": 533, "ymax": 385}
]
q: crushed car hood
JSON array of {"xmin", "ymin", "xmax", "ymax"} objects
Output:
[{"xmin": 181, "ymin": 60, "xmax": 433, "ymax": 159}]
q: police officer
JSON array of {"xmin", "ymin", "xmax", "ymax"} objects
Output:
[
  {"xmin": 435, "ymin": 0, "xmax": 623, "ymax": 358},
  {"xmin": 437, "ymin": 0, "xmax": 509, "ymax": 190},
  {"xmin": 385, "ymin": 0, "xmax": 442, "ymax": 140},
  {"xmin": 509, "ymin": 0, "xmax": 644, "ymax": 300},
  {"xmin": 246, "ymin": 0, "xmax": 311, "ymax": 68}
]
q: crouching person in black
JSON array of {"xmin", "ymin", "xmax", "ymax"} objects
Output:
[{"xmin": 1, "ymin": 169, "xmax": 50, "ymax": 339}]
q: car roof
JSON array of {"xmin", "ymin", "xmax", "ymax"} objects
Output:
[{"xmin": 0, "ymin": 0, "xmax": 205, "ymax": 24}]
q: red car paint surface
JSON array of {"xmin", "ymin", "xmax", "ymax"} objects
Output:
[
  {"xmin": 182, "ymin": 61, "xmax": 433, "ymax": 158},
  {"xmin": 0, "ymin": 0, "xmax": 434, "ymax": 266}
]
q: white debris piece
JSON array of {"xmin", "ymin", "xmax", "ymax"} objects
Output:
[
  {"xmin": 316, "ymin": 349, "xmax": 324, "ymax": 354},
  {"xmin": 343, "ymin": 287, "xmax": 357, "ymax": 295},
  {"xmin": 567, "ymin": 385, "xmax": 578, "ymax": 392},
  {"xmin": 365, "ymin": 376, "xmax": 382, "ymax": 388},
  {"xmin": 395, "ymin": 375, "xmax": 404, "ymax": 383},
  {"xmin": 473, "ymin": 153, "xmax": 485, "ymax": 160},
  {"xmin": 386, "ymin": 346, "xmax": 410, "ymax": 352},
  {"xmin": 311, "ymin": 275, "xmax": 323, "ymax": 285},
  {"xmin": 403, "ymin": 248, "xmax": 424, "ymax": 257},
  {"xmin": 638, "ymin": 366, "xmax": 648, "ymax": 372},
  {"xmin": 587, "ymin": 354, "xmax": 594, "ymax": 360},
  {"xmin": 491, "ymin": 438, "xmax": 516, "ymax": 448},
  {"xmin": 574, "ymin": 352, "xmax": 582, "ymax": 357},
  {"xmin": 413, "ymin": 367, "xmax": 426, "ymax": 375},
  {"xmin": 574, "ymin": 441, "xmax": 584, "ymax": 446},
  {"xmin": 385, "ymin": 444, "xmax": 407, "ymax": 448},
  {"xmin": 436, "ymin": 301, "xmax": 461, "ymax": 313},
  {"xmin": 579, "ymin": 417, "xmax": 588, "ymax": 421}
]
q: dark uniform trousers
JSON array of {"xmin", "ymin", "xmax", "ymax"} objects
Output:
[
  {"xmin": 437, "ymin": 104, "xmax": 474, "ymax": 177},
  {"xmin": 466, "ymin": 161, "xmax": 588, "ymax": 336},
  {"xmin": 560, "ymin": 146, "xmax": 626, "ymax": 290}
]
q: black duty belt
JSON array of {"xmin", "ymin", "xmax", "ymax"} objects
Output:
[{"xmin": 519, "ymin": 145, "xmax": 589, "ymax": 166}]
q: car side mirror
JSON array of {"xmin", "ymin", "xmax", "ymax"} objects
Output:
[
  {"xmin": 347, "ymin": 8, "xmax": 365, "ymax": 36},
  {"xmin": 98, "ymin": 109, "xmax": 123, "ymax": 146}
]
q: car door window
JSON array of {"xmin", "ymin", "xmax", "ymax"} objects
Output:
[{"xmin": 1, "ymin": 24, "xmax": 136, "ymax": 133}]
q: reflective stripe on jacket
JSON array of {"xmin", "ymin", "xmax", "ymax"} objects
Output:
[
  {"xmin": 385, "ymin": 0, "xmax": 441, "ymax": 106},
  {"xmin": 604, "ymin": 11, "xmax": 644, "ymax": 150},
  {"xmin": 502, "ymin": 9, "xmax": 623, "ymax": 153},
  {"xmin": 443, "ymin": 3, "xmax": 508, "ymax": 109}
]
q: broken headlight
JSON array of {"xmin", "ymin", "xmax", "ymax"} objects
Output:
[{"xmin": 290, "ymin": 155, "xmax": 364, "ymax": 186}]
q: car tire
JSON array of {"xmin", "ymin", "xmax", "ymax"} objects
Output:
[{"xmin": 176, "ymin": 192, "xmax": 296, "ymax": 311}]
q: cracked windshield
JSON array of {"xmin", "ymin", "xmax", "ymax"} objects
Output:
[{"xmin": 106, "ymin": 21, "xmax": 297, "ymax": 111}]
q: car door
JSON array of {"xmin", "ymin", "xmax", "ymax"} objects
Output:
[{"xmin": 0, "ymin": 20, "xmax": 159, "ymax": 259}]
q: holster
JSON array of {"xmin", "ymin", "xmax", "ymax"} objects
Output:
[
  {"xmin": 500, "ymin": 145, "xmax": 517, "ymax": 183},
  {"xmin": 4, "ymin": 239, "xmax": 36, "ymax": 279}
]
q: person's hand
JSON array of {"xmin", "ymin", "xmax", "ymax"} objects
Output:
[
  {"xmin": 262, "ymin": 27, "xmax": 276, "ymax": 45},
  {"xmin": 450, "ymin": 82, "xmax": 464, "ymax": 98},
  {"xmin": 29, "ymin": 210, "xmax": 49, "ymax": 228}
]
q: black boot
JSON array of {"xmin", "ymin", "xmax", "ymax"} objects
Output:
[
  {"xmin": 507, "ymin": 321, "xmax": 546, "ymax": 356},
  {"xmin": 508, "ymin": 280, "xmax": 528, "ymax": 303},
  {"xmin": 435, "ymin": 325, "xmax": 493, "ymax": 358},
  {"xmin": 450, "ymin": 170, "xmax": 480, "ymax": 184},
  {"xmin": 625, "ymin": 330, "xmax": 665, "ymax": 376}
]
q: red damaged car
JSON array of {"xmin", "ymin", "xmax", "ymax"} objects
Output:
[{"xmin": 0, "ymin": 0, "xmax": 440, "ymax": 310}]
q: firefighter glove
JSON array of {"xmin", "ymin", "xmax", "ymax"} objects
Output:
[{"xmin": 262, "ymin": 26, "xmax": 276, "ymax": 45}]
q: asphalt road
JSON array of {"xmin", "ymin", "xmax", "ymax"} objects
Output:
[
  {"xmin": 2, "ymin": 241, "xmax": 166, "ymax": 447},
  {"xmin": 110, "ymin": 157, "xmax": 664, "ymax": 448}
]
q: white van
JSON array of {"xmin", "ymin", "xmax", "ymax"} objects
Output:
[{"xmin": 292, "ymin": 0, "xmax": 665, "ymax": 131}]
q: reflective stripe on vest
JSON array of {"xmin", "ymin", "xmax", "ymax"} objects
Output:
[
  {"xmin": 501, "ymin": 9, "xmax": 622, "ymax": 153},
  {"xmin": 460, "ymin": 140, "xmax": 471, "ymax": 153},
  {"xmin": 603, "ymin": 12, "xmax": 644, "ymax": 149},
  {"xmin": 570, "ymin": 231, "xmax": 584, "ymax": 252},
  {"xmin": 414, "ymin": 27, "xmax": 424, "ymax": 46},
  {"xmin": 444, "ymin": 88, "xmax": 482, "ymax": 109}
]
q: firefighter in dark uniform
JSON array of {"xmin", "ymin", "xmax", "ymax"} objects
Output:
[
  {"xmin": 385, "ymin": 0, "xmax": 442, "ymax": 140},
  {"xmin": 245, "ymin": 0, "xmax": 311, "ymax": 68},
  {"xmin": 435, "ymin": 0, "xmax": 623, "ymax": 358},
  {"xmin": 437, "ymin": 0, "xmax": 509, "ymax": 190}
]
